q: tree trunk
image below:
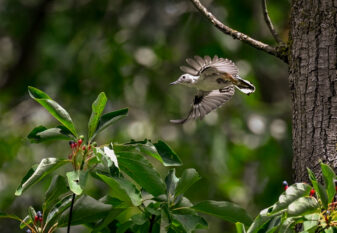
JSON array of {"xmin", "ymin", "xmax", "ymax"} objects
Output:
[{"xmin": 289, "ymin": 0, "xmax": 337, "ymax": 182}]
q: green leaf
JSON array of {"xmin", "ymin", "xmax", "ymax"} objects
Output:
[
  {"xmin": 117, "ymin": 152, "xmax": 166, "ymax": 196},
  {"xmin": 28, "ymin": 206, "xmax": 37, "ymax": 223},
  {"xmin": 28, "ymin": 86, "xmax": 77, "ymax": 137},
  {"xmin": 320, "ymin": 163, "xmax": 336, "ymax": 203},
  {"xmin": 91, "ymin": 108, "xmax": 128, "ymax": 140},
  {"xmin": 43, "ymin": 175, "xmax": 68, "ymax": 214},
  {"xmin": 115, "ymin": 206, "xmax": 141, "ymax": 223},
  {"xmin": 247, "ymin": 208, "xmax": 275, "ymax": 233},
  {"xmin": 236, "ymin": 222, "xmax": 246, "ymax": 233},
  {"xmin": 302, "ymin": 213, "xmax": 320, "ymax": 232},
  {"xmin": 15, "ymin": 158, "xmax": 69, "ymax": 196},
  {"xmin": 88, "ymin": 92, "xmax": 107, "ymax": 141},
  {"xmin": 307, "ymin": 168, "xmax": 328, "ymax": 209},
  {"xmin": 66, "ymin": 171, "xmax": 88, "ymax": 195},
  {"xmin": 28, "ymin": 125, "xmax": 75, "ymax": 143},
  {"xmin": 114, "ymin": 139, "xmax": 183, "ymax": 167},
  {"xmin": 91, "ymin": 209, "xmax": 126, "ymax": 233},
  {"xmin": 192, "ymin": 200, "xmax": 252, "ymax": 226},
  {"xmin": 96, "ymin": 173, "xmax": 142, "ymax": 206},
  {"xmin": 173, "ymin": 214, "xmax": 208, "ymax": 233},
  {"xmin": 172, "ymin": 197, "xmax": 195, "ymax": 215},
  {"xmin": 270, "ymin": 183, "xmax": 312, "ymax": 214},
  {"xmin": 58, "ymin": 195, "xmax": 114, "ymax": 226},
  {"xmin": 160, "ymin": 204, "xmax": 170, "ymax": 233},
  {"xmin": 279, "ymin": 218, "xmax": 295, "ymax": 233},
  {"xmin": 116, "ymin": 221, "xmax": 134, "ymax": 233},
  {"xmin": 324, "ymin": 227, "xmax": 334, "ymax": 233},
  {"xmin": 153, "ymin": 140, "xmax": 183, "ymax": 166},
  {"xmin": 94, "ymin": 145, "xmax": 119, "ymax": 168},
  {"xmin": 165, "ymin": 169, "xmax": 179, "ymax": 197},
  {"xmin": 45, "ymin": 194, "xmax": 73, "ymax": 228},
  {"xmin": 265, "ymin": 215, "xmax": 282, "ymax": 233},
  {"xmin": 287, "ymin": 197, "xmax": 319, "ymax": 216},
  {"xmin": 20, "ymin": 215, "xmax": 31, "ymax": 229},
  {"xmin": 175, "ymin": 168, "xmax": 200, "ymax": 198}
]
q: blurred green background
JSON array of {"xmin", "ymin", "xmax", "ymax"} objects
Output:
[{"xmin": 0, "ymin": 0, "xmax": 291, "ymax": 232}]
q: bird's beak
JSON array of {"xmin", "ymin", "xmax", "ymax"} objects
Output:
[{"xmin": 170, "ymin": 80, "xmax": 179, "ymax": 85}]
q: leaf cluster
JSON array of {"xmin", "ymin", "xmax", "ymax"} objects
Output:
[{"xmin": 1, "ymin": 87, "xmax": 253, "ymax": 233}]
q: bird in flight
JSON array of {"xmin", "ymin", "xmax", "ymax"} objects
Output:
[{"xmin": 170, "ymin": 55, "xmax": 255, "ymax": 124}]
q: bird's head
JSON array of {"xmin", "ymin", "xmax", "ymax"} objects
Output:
[{"xmin": 170, "ymin": 74, "xmax": 197, "ymax": 87}]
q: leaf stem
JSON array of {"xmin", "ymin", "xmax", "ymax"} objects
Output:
[
  {"xmin": 67, "ymin": 193, "xmax": 76, "ymax": 233},
  {"xmin": 148, "ymin": 215, "xmax": 155, "ymax": 233}
]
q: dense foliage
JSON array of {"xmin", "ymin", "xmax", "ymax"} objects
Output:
[{"xmin": 0, "ymin": 87, "xmax": 252, "ymax": 232}]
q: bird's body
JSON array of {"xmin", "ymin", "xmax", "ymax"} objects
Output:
[{"xmin": 170, "ymin": 55, "xmax": 255, "ymax": 124}]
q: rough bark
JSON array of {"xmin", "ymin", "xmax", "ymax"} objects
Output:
[{"xmin": 289, "ymin": 0, "xmax": 337, "ymax": 182}]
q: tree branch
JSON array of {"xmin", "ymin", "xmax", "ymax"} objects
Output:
[
  {"xmin": 189, "ymin": 0, "xmax": 288, "ymax": 63},
  {"xmin": 261, "ymin": 0, "xmax": 283, "ymax": 44}
]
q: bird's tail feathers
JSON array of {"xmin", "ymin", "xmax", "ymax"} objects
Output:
[{"xmin": 235, "ymin": 76, "xmax": 255, "ymax": 95}]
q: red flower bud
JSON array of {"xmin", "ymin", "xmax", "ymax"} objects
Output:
[
  {"xmin": 284, "ymin": 185, "xmax": 288, "ymax": 191},
  {"xmin": 78, "ymin": 139, "xmax": 83, "ymax": 146},
  {"xmin": 310, "ymin": 189, "xmax": 315, "ymax": 196},
  {"xmin": 34, "ymin": 215, "xmax": 38, "ymax": 222},
  {"xmin": 38, "ymin": 216, "xmax": 43, "ymax": 222},
  {"xmin": 82, "ymin": 146, "xmax": 86, "ymax": 150}
]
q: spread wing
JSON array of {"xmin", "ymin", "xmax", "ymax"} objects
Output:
[
  {"xmin": 180, "ymin": 55, "xmax": 238, "ymax": 77},
  {"xmin": 170, "ymin": 86, "xmax": 235, "ymax": 124}
]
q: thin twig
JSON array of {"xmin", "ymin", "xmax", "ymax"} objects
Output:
[
  {"xmin": 189, "ymin": 0, "xmax": 288, "ymax": 63},
  {"xmin": 67, "ymin": 193, "xmax": 76, "ymax": 233},
  {"xmin": 148, "ymin": 215, "xmax": 155, "ymax": 233},
  {"xmin": 261, "ymin": 0, "xmax": 283, "ymax": 44}
]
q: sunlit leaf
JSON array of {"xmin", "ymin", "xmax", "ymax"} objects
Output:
[
  {"xmin": 19, "ymin": 215, "xmax": 31, "ymax": 229},
  {"xmin": 287, "ymin": 197, "xmax": 319, "ymax": 216},
  {"xmin": 66, "ymin": 170, "xmax": 88, "ymax": 195},
  {"xmin": 302, "ymin": 213, "xmax": 320, "ymax": 232},
  {"xmin": 88, "ymin": 92, "xmax": 107, "ymax": 141},
  {"xmin": 236, "ymin": 222, "xmax": 246, "ymax": 233},
  {"xmin": 15, "ymin": 158, "xmax": 69, "ymax": 196},
  {"xmin": 28, "ymin": 125, "xmax": 75, "ymax": 143},
  {"xmin": 270, "ymin": 183, "xmax": 312, "ymax": 214},
  {"xmin": 28, "ymin": 86, "xmax": 77, "ymax": 137}
]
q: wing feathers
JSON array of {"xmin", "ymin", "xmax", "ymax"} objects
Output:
[
  {"xmin": 170, "ymin": 86, "xmax": 235, "ymax": 124},
  {"xmin": 180, "ymin": 55, "xmax": 238, "ymax": 77}
]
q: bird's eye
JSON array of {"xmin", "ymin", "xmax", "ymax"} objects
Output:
[{"xmin": 182, "ymin": 76, "xmax": 186, "ymax": 79}]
